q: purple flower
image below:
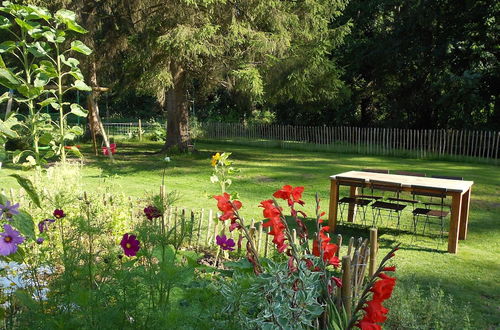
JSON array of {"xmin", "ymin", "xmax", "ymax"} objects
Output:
[
  {"xmin": 143, "ymin": 206, "xmax": 161, "ymax": 220},
  {"xmin": 53, "ymin": 209, "xmax": 65, "ymax": 219},
  {"xmin": 0, "ymin": 224, "xmax": 25, "ymax": 256},
  {"xmin": 38, "ymin": 218, "xmax": 55, "ymax": 234},
  {"xmin": 36, "ymin": 238, "xmax": 44, "ymax": 245},
  {"xmin": 216, "ymin": 235, "xmax": 235, "ymax": 251},
  {"xmin": 0, "ymin": 201, "xmax": 20, "ymax": 221},
  {"xmin": 120, "ymin": 233, "xmax": 140, "ymax": 257}
]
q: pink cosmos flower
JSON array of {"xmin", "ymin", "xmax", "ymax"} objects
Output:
[
  {"xmin": 0, "ymin": 224, "xmax": 25, "ymax": 256},
  {"xmin": 120, "ymin": 233, "xmax": 140, "ymax": 257}
]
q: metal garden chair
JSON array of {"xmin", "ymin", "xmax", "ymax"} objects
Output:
[{"xmin": 369, "ymin": 180, "xmax": 406, "ymax": 229}]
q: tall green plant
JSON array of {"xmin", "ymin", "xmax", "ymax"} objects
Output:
[{"xmin": 0, "ymin": 2, "xmax": 92, "ymax": 165}]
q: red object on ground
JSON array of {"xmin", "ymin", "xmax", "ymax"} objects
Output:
[
  {"xmin": 102, "ymin": 143, "xmax": 116, "ymax": 155},
  {"xmin": 64, "ymin": 145, "xmax": 81, "ymax": 150}
]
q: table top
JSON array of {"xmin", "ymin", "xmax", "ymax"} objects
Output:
[{"xmin": 330, "ymin": 171, "xmax": 473, "ymax": 193}]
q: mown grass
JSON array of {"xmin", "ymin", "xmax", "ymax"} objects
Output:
[{"xmin": 1, "ymin": 140, "xmax": 499, "ymax": 328}]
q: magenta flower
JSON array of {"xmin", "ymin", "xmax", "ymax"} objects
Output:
[
  {"xmin": 216, "ymin": 235, "xmax": 235, "ymax": 251},
  {"xmin": 143, "ymin": 205, "xmax": 161, "ymax": 220},
  {"xmin": 0, "ymin": 224, "xmax": 25, "ymax": 256},
  {"xmin": 120, "ymin": 233, "xmax": 140, "ymax": 257},
  {"xmin": 53, "ymin": 209, "xmax": 66, "ymax": 219},
  {"xmin": 38, "ymin": 218, "xmax": 55, "ymax": 234},
  {"xmin": 0, "ymin": 201, "xmax": 20, "ymax": 221}
]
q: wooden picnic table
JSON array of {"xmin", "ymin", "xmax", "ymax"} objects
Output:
[{"xmin": 328, "ymin": 171, "xmax": 474, "ymax": 253}]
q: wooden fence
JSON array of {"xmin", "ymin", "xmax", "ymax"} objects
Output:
[{"xmin": 198, "ymin": 122, "xmax": 500, "ymax": 163}]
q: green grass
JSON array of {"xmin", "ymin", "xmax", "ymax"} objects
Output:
[{"xmin": 1, "ymin": 140, "xmax": 499, "ymax": 328}]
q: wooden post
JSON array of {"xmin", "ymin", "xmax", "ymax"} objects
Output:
[
  {"xmin": 341, "ymin": 255, "xmax": 352, "ymax": 318},
  {"xmin": 459, "ymin": 188, "xmax": 471, "ymax": 240},
  {"xmin": 347, "ymin": 186, "xmax": 359, "ymax": 223},
  {"xmin": 448, "ymin": 192, "xmax": 463, "ymax": 253},
  {"xmin": 368, "ymin": 228, "xmax": 378, "ymax": 276},
  {"xmin": 138, "ymin": 119, "xmax": 143, "ymax": 141},
  {"xmin": 328, "ymin": 178, "xmax": 339, "ymax": 233}
]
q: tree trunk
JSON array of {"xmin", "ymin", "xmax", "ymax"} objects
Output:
[{"xmin": 162, "ymin": 63, "xmax": 191, "ymax": 152}]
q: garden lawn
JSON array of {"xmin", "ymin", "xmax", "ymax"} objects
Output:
[{"xmin": 1, "ymin": 140, "xmax": 499, "ymax": 328}]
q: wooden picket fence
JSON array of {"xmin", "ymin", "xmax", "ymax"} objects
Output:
[{"xmin": 198, "ymin": 122, "xmax": 500, "ymax": 163}]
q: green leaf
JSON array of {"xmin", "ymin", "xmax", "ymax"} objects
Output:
[
  {"xmin": 68, "ymin": 125, "xmax": 84, "ymax": 136},
  {"xmin": 34, "ymin": 71, "xmax": 51, "ymax": 87},
  {"xmin": 10, "ymin": 210, "xmax": 35, "ymax": 239},
  {"xmin": 70, "ymin": 40, "xmax": 92, "ymax": 55},
  {"xmin": 9, "ymin": 174, "xmax": 41, "ymax": 208},
  {"xmin": 0, "ymin": 67, "xmax": 21, "ymax": 89},
  {"xmin": 70, "ymin": 103, "xmax": 88, "ymax": 117},
  {"xmin": 0, "ymin": 91, "xmax": 9, "ymax": 103},
  {"xmin": 73, "ymin": 79, "xmax": 91, "ymax": 91},
  {"xmin": 66, "ymin": 20, "xmax": 87, "ymax": 34},
  {"xmin": 38, "ymin": 60, "xmax": 57, "ymax": 78},
  {"xmin": 54, "ymin": 9, "xmax": 76, "ymax": 22},
  {"xmin": 27, "ymin": 41, "xmax": 51, "ymax": 57},
  {"xmin": 17, "ymin": 84, "xmax": 43, "ymax": 99},
  {"xmin": 61, "ymin": 56, "xmax": 80, "ymax": 68},
  {"xmin": 38, "ymin": 132, "xmax": 53, "ymax": 145},
  {"xmin": 38, "ymin": 97, "xmax": 56, "ymax": 107},
  {"xmin": 0, "ymin": 119, "xmax": 18, "ymax": 138},
  {"xmin": 0, "ymin": 16, "xmax": 12, "ymax": 29},
  {"xmin": 14, "ymin": 18, "xmax": 39, "ymax": 31},
  {"xmin": 0, "ymin": 40, "xmax": 16, "ymax": 53}
]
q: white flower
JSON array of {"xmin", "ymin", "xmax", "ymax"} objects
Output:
[{"xmin": 164, "ymin": 156, "xmax": 171, "ymax": 162}]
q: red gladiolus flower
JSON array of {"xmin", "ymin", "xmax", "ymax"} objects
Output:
[
  {"xmin": 312, "ymin": 225, "xmax": 340, "ymax": 267},
  {"xmin": 120, "ymin": 233, "xmax": 140, "ymax": 257},
  {"xmin": 371, "ymin": 273, "xmax": 397, "ymax": 301},
  {"xmin": 383, "ymin": 266, "xmax": 396, "ymax": 272},
  {"xmin": 273, "ymin": 185, "xmax": 305, "ymax": 206},
  {"xmin": 214, "ymin": 193, "xmax": 242, "ymax": 221},
  {"xmin": 362, "ymin": 300, "xmax": 389, "ymax": 323},
  {"xmin": 260, "ymin": 199, "xmax": 287, "ymax": 253},
  {"xmin": 356, "ymin": 320, "xmax": 382, "ymax": 330}
]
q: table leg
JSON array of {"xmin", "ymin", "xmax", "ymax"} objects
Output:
[
  {"xmin": 328, "ymin": 179, "xmax": 339, "ymax": 233},
  {"xmin": 459, "ymin": 187, "xmax": 471, "ymax": 240},
  {"xmin": 347, "ymin": 186, "xmax": 359, "ymax": 223},
  {"xmin": 448, "ymin": 192, "xmax": 463, "ymax": 253}
]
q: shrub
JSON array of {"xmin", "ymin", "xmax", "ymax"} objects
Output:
[{"xmin": 385, "ymin": 279, "xmax": 472, "ymax": 329}]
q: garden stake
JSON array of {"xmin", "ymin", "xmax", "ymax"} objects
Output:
[
  {"xmin": 341, "ymin": 255, "xmax": 352, "ymax": 318},
  {"xmin": 369, "ymin": 228, "xmax": 378, "ymax": 276},
  {"xmin": 336, "ymin": 234, "xmax": 342, "ymax": 257}
]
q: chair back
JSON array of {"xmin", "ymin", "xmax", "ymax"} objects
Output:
[
  {"xmin": 411, "ymin": 185, "xmax": 447, "ymax": 198},
  {"xmin": 431, "ymin": 175, "xmax": 463, "ymax": 180},
  {"xmin": 395, "ymin": 171, "xmax": 426, "ymax": 177},
  {"xmin": 362, "ymin": 168, "xmax": 390, "ymax": 174},
  {"xmin": 335, "ymin": 176, "xmax": 366, "ymax": 188},
  {"xmin": 370, "ymin": 180, "xmax": 403, "ymax": 192}
]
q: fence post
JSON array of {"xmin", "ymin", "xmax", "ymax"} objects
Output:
[
  {"xmin": 369, "ymin": 228, "xmax": 378, "ymax": 276},
  {"xmin": 341, "ymin": 255, "xmax": 352, "ymax": 318},
  {"xmin": 138, "ymin": 119, "xmax": 142, "ymax": 141}
]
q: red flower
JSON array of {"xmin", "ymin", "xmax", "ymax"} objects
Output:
[
  {"xmin": 383, "ymin": 266, "xmax": 396, "ymax": 272},
  {"xmin": 53, "ymin": 209, "xmax": 66, "ymax": 219},
  {"xmin": 120, "ymin": 233, "xmax": 140, "ymax": 257},
  {"xmin": 371, "ymin": 273, "xmax": 396, "ymax": 301},
  {"xmin": 356, "ymin": 320, "xmax": 382, "ymax": 330},
  {"xmin": 273, "ymin": 185, "xmax": 305, "ymax": 206},
  {"xmin": 214, "ymin": 193, "xmax": 242, "ymax": 221},
  {"xmin": 362, "ymin": 300, "xmax": 389, "ymax": 323},
  {"xmin": 260, "ymin": 199, "xmax": 287, "ymax": 253},
  {"xmin": 312, "ymin": 225, "xmax": 339, "ymax": 267}
]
